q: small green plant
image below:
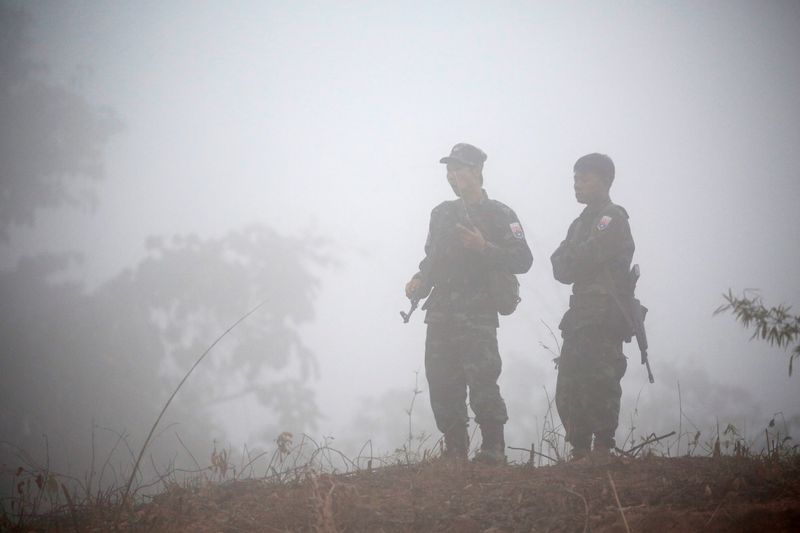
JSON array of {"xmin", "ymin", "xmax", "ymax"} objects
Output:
[
  {"xmin": 763, "ymin": 413, "xmax": 797, "ymax": 460},
  {"xmin": 715, "ymin": 289, "xmax": 800, "ymax": 375}
]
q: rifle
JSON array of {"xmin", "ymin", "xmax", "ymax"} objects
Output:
[
  {"xmin": 607, "ymin": 263, "xmax": 654, "ymax": 383},
  {"xmin": 399, "ymin": 199, "xmax": 457, "ymax": 324},
  {"xmin": 400, "ymin": 190, "xmax": 488, "ymax": 324},
  {"xmin": 629, "ymin": 265, "xmax": 654, "ymax": 383}
]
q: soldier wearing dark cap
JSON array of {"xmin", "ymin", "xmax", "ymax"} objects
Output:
[
  {"xmin": 551, "ymin": 153, "xmax": 635, "ymax": 460},
  {"xmin": 405, "ymin": 143, "xmax": 533, "ymax": 464}
]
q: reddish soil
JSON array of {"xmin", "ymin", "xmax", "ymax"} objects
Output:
[{"xmin": 18, "ymin": 455, "xmax": 800, "ymax": 532}]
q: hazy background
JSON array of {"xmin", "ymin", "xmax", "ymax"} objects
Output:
[{"xmin": 2, "ymin": 0, "xmax": 799, "ymax": 476}]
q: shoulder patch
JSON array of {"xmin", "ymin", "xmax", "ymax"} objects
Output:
[
  {"xmin": 597, "ymin": 215, "xmax": 612, "ymax": 231},
  {"xmin": 509, "ymin": 222, "xmax": 525, "ymax": 239}
]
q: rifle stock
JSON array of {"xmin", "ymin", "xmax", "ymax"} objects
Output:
[{"xmin": 400, "ymin": 295, "xmax": 420, "ymax": 323}]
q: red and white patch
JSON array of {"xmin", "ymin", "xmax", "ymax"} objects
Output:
[
  {"xmin": 509, "ymin": 222, "xmax": 525, "ymax": 239},
  {"xmin": 596, "ymin": 215, "xmax": 613, "ymax": 231}
]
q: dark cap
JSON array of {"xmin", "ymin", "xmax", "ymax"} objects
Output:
[{"xmin": 439, "ymin": 143, "xmax": 487, "ymax": 167}]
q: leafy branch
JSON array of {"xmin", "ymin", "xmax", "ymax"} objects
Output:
[{"xmin": 714, "ymin": 289, "xmax": 800, "ymax": 376}]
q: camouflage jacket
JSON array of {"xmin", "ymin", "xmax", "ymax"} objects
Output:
[
  {"xmin": 414, "ymin": 190, "xmax": 533, "ymax": 327},
  {"xmin": 551, "ymin": 199, "xmax": 635, "ymax": 334}
]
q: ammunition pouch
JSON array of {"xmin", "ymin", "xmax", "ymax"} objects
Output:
[{"xmin": 489, "ymin": 270, "xmax": 520, "ymax": 316}]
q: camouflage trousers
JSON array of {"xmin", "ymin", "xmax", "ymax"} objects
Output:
[
  {"xmin": 555, "ymin": 325, "xmax": 627, "ymax": 450},
  {"xmin": 425, "ymin": 322, "xmax": 508, "ymax": 435}
]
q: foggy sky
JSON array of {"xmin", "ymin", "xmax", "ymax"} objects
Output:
[{"xmin": 4, "ymin": 0, "xmax": 800, "ymax": 453}]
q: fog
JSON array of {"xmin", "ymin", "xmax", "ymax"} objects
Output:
[{"xmin": 2, "ymin": 0, "xmax": 799, "ymax": 477}]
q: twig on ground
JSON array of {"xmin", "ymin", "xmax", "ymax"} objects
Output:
[
  {"xmin": 507, "ymin": 446, "xmax": 558, "ymax": 464},
  {"xmin": 309, "ymin": 473, "xmax": 337, "ymax": 533},
  {"xmin": 607, "ymin": 471, "xmax": 631, "ymax": 533},
  {"xmin": 705, "ymin": 495, "xmax": 728, "ymax": 528},
  {"xmin": 562, "ymin": 487, "xmax": 589, "ymax": 533},
  {"xmin": 624, "ymin": 431, "xmax": 676, "ymax": 457}
]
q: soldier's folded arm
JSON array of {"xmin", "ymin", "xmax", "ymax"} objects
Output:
[
  {"xmin": 573, "ymin": 215, "xmax": 632, "ymax": 267},
  {"xmin": 551, "ymin": 239, "xmax": 576, "ymax": 284},
  {"xmin": 481, "ymin": 210, "xmax": 533, "ymax": 274},
  {"xmin": 551, "ymin": 219, "xmax": 580, "ymax": 284},
  {"xmin": 552, "ymin": 215, "xmax": 632, "ymax": 281}
]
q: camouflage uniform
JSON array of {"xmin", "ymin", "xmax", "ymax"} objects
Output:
[
  {"xmin": 414, "ymin": 191, "xmax": 533, "ymax": 438},
  {"xmin": 550, "ymin": 200, "xmax": 634, "ymax": 451}
]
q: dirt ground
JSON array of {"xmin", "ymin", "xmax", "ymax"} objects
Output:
[{"xmin": 18, "ymin": 455, "xmax": 800, "ymax": 532}]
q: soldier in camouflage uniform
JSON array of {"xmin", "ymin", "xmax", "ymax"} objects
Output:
[
  {"xmin": 551, "ymin": 153, "xmax": 635, "ymax": 460},
  {"xmin": 405, "ymin": 143, "xmax": 533, "ymax": 464}
]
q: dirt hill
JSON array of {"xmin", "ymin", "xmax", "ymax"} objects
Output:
[{"xmin": 16, "ymin": 455, "xmax": 800, "ymax": 532}]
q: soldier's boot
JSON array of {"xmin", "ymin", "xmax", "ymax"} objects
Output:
[
  {"xmin": 569, "ymin": 447, "xmax": 589, "ymax": 462},
  {"xmin": 473, "ymin": 423, "xmax": 506, "ymax": 465},
  {"xmin": 442, "ymin": 426, "xmax": 468, "ymax": 460},
  {"xmin": 592, "ymin": 435, "xmax": 614, "ymax": 463},
  {"xmin": 568, "ymin": 435, "xmax": 591, "ymax": 463}
]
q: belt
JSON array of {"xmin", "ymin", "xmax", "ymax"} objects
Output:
[{"xmin": 569, "ymin": 293, "xmax": 611, "ymax": 307}]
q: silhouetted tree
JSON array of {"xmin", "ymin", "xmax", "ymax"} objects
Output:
[
  {"xmin": 0, "ymin": 5, "xmax": 122, "ymax": 241},
  {"xmin": 0, "ymin": 7, "xmax": 328, "ymax": 480},
  {"xmin": 0, "ymin": 226, "xmax": 327, "ymax": 475},
  {"xmin": 127, "ymin": 227, "xmax": 326, "ymax": 435}
]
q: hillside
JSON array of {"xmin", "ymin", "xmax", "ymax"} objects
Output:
[{"xmin": 16, "ymin": 454, "xmax": 800, "ymax": 532}]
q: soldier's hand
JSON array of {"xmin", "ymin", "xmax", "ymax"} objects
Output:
[
  {"xmin": 456, "ymin": 223, "xmax": 487, "ymax": 252},
  {"xmin": 406, "ymin": 277, "xmax": 431, "ymax": 300},
  {"xmin": 406, "ymin": 277, "xmax": 422, "ymax": 299}
]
